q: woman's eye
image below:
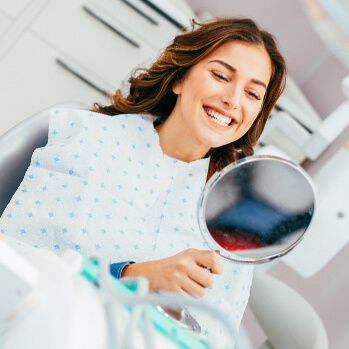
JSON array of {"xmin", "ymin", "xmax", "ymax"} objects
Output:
[
  {"xmin": 212, "ymin": 71, "xmax": 228, "ymax": 81},
  {"xmin": 247, "ymin": 91, "xmax": 261, "ymax": 101}
]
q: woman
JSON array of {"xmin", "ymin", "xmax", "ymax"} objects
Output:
[
  {"xmin": 95, "ymin": 17, "xmax": 286, "ymax": 292},
  {"xmin": 1, "ymin": 18, "xmax": 286, "ymax": 347}
]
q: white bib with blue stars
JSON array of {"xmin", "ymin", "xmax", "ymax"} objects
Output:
[{"xmin": 1, "ymin": 108, "xmax": 253, "ymax": 348}]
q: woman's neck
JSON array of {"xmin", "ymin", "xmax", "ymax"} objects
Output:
[{"xmin": 155, "ymin": 116, "xmax": 210, "ymax": 163}]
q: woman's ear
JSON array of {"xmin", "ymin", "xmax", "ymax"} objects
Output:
[{"xmin": 172, "ymin": 80, "xmax": 183, "ymax": 95}]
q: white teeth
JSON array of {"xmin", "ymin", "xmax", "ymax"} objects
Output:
[{"xmin": 204, "ymin": 107, "xmax": 232, "ymax": 127}]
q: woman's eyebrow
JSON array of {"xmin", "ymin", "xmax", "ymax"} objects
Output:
[{"xmin": 209, "ymin": 59, "xmax": 267, "ymax": 89}]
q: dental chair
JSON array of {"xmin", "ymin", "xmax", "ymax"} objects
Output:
[
  {"xmin": 0, "ymin": 102, "xmax": 88, "ymax": 216},
  {"xmin": 240, "ymin": 272, "xmax": 329, "ymax": 349},
  {"xmin": 0, "ymin": 105, "xmax": 328, "ymax": 349}
]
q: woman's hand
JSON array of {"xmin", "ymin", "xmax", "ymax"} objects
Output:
[{"xmin": 121, "ymin": 248, "xmax": 223, "ymax": 298}]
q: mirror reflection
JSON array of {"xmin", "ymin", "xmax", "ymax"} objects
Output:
[{"xmin": 199, "ymin": 156, "xmax": 316, "ymax": 262}]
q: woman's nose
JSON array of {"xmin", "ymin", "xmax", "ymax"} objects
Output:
[{"xmin": 221, "ymin": 86, "xmax": 242, "ymax": 110}]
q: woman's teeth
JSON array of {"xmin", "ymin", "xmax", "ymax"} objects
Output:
[{"xmin": 204, "ymin": 107, "xmax": 232, "ymax": 127}]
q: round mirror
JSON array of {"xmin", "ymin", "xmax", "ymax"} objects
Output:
[{"xmin": 198, "ymin": 155, "xmax": 316, "ymax": 263}]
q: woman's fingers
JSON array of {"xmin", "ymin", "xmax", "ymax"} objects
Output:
[
  {"xmin": 187, "ymin": 265, "xmax": 214, "ymax": 288},
  {"xmin": 181, "ymin": 275, "xmax": 208, "ymax": 298},
  {"xmin": 194, "ymin": 249, "xmax": 224, "ymax": 275},
  {"xmin": 177, "ymin": 249, "xmax": 223, "ymax": 294}
]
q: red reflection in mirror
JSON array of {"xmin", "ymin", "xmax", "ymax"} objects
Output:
[{"xmin": 210, "ymin": 229, "xmax": 267, "ymax": 251}]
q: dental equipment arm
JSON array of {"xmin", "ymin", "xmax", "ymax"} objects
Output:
[
  {"xmin": 303, "ymin": 99, "xmax": 349, "ymax": 159},
  {"xmin": 260, "ymin": 75, "xmax": 349, "ymax": 161}
]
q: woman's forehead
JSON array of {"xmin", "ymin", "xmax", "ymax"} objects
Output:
[
  {"xmin": 206, "ymin": 41, "xmax": 268, "ymax": 61},
  {"xmin": 200, "ymin": 41, "xmax": 272, "ymax": 84}
]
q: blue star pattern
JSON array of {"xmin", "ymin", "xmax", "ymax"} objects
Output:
[{"xmin": 0, "ymin": 108, "xmax": 253, "ymax": 348}]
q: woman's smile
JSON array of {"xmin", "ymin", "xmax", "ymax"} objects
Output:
[{"xmin": 203, "ymin": 106, "xmax": 237, "ymax": 128}]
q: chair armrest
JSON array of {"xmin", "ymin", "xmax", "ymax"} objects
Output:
[{"xmin": 249, "ymin": 272, "xmax": 328, "ymax": 349}]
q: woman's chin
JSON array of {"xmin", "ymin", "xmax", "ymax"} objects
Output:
[{"xmin": 200, "ymin": 137, "xmax": 230, "ymax": 149}]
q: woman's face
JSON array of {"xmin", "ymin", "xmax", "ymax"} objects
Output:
[{"xmin": 171, "ymin": 41, "xmax": 272, "ymax": 150}]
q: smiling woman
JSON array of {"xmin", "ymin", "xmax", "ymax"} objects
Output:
[
  {"xmin": 1, "ymin": 17, "xmax": 287, "ymax": 349},
  {"xmin": 94, "ymin": 18, "xmax": 287, "ymax": 179}
]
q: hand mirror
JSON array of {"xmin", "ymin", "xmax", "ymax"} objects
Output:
[{"xmin": 198, "ymin": 155, "xmax": 316, "ymax": 263}]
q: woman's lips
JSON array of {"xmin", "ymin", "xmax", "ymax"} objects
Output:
[{"xmin": 203, "ymin": 106, "xmax": 237, "ymax": 128}]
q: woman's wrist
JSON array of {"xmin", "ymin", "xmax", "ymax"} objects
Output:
[
  {"xmin": 120, "ymin": 262, "xmax": 136, "ymax": 277},
  {"xmin": 121, "ymin": 260, "xmax": 154, "ymax": 278}
]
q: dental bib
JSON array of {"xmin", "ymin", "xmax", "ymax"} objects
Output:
[{"xmin": 0, "ymin": 108, "xmax": 253, "ymax": 349}]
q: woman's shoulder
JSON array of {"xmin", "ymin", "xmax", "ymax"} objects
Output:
[
  {"xmin": 49, "ymin": 108, "xmax": 156, "ymax": 128},
  {"xmin": 108, "ymin": 112, "xmax": 157, "ymax": 129},
  {"xmin": 48, "ymin": 108, "xmax": 157, "ymax": 140}
]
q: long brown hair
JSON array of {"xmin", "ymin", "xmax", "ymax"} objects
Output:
[{"xmin": 93, "ymin": 18, "xmax": 287, "ymax": 180}]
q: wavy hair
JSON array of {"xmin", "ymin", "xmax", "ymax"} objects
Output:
[{"xmin": 93, "ymin": 18, "xmax": 287, "ymax": 180}]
